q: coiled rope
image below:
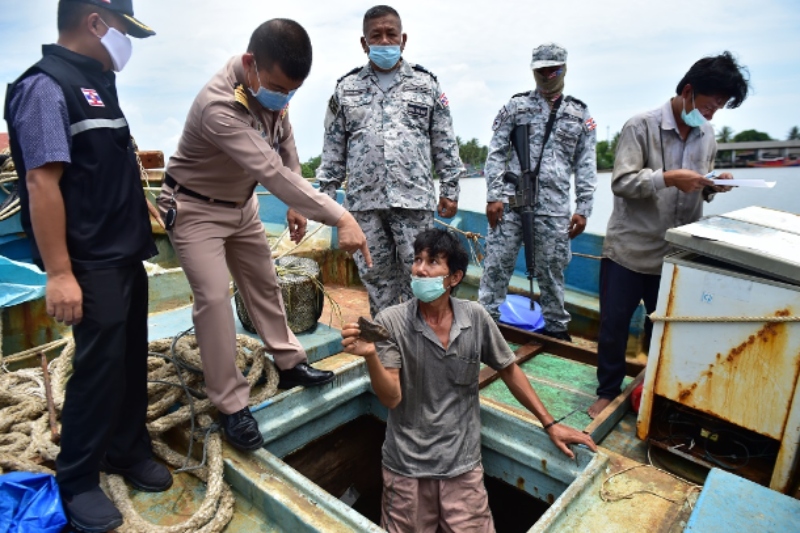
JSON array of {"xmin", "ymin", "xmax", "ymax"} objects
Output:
[{"xmin": 0, "ymin": 332, "xmax": 279, "ymax": 532}]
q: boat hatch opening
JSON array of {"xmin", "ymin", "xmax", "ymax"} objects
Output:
[
  {"xmin": 248, "ymin": 356, "xmax": 599, "ymax": 531},
  {"xmin": 282, "ymin": 414, "xmax": 551, "ymax": 531}
]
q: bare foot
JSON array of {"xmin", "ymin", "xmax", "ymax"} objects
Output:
[{"xmin": 587, "ymin": 397, "xmax": 612, "ymax": 419}]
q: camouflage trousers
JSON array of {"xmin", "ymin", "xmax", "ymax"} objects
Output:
[
  {"xmin": 352, "ymin": 208, "xmax": 434, "ymax": 317},
  {"xmin": 478, "ymin": 207, "xmax": 572, "ymax": 332}
]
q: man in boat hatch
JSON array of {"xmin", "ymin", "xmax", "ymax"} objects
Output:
[
  {"xmin": 342, "ymin": 228, "xmax": 597, "ymax": 532},
  {"xmin": 587, "ymin": 52, "xmax": 750, "ymax": 419},
  {"xmin": 316, "ymin": 5, "xmax": 466, "ymax": 318},
  {"xmin": 158, "ymin": 20, "xmax": 371, "ymax": 451},
  {"xmin": 4, "ymin": 1, "xmax": 170, "ymax": 531},
  {"xmin": 479, "ymin": 43, "xmax": 597, "ymax": 342}
]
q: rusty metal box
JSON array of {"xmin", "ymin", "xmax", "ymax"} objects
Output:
[{"xmin": 638, "ymin": 207, "xmax": 800, "ymax": 493}]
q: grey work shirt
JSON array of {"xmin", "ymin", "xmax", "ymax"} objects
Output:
[
  {"xmin": 603, "ymin": 100, "xmax": 716, "ymax": 275},
  {"xmin": 375, "ymin": 297, "xmax": 515, "ymax": 478}
]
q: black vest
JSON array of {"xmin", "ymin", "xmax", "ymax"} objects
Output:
[{"xmin": 4, "ymin": 45, "xmax": 155, "ymax": 271}]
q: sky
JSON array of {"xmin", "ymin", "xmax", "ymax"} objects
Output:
[{"xmin": 1, "ymin": 0, "xmax": 799, "ymax": 162}]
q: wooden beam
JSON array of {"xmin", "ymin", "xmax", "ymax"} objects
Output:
[
  {"xmin": 498, "ymin": 323, "xmax": 645, "ymax": 377},
  {"xmin": 478, "ymin": 341, "xmax": 543, "ymax": 389},
  {"xmin": 136, "ymin": 150, "xmax": 164, "ymax": 170},
  {"xmin": 584, "ymin": 369, "xmax": 645, "ymax": 443}
]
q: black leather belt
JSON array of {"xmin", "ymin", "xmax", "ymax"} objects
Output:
[{"xmin": 165, "ymin": 174, "xmax": 238, "ymax": 208}]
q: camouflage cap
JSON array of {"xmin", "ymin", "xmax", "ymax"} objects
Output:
[{"xmin": 530, "ymin": 43, "xmax": 567, "ymax": 70}]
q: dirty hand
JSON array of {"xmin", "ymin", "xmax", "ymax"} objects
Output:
[
  {"xmin": 341, "ymin": 322, "xmax": 378, "ymax": 358},
  {"xmin": 46, "ymin": 272, "xmax": 83, "ymax": 326},
  {"xmin": 335, "ymin": 212, "xmax": 373, "ymax": 268},
  {"xmin": 710, "ymin": 171, "xmax": 734, "ymax": 193},
  {"xmin": 287, "ymin": 208, "xmax": 308, "ymax": 243},
  {"xmin": 486, "ymin": 201, "xmax": 505, "ymax": 229},
  {"xmin": 664, "ymin": 169, "xmax": 715, "ymax": 193},
  {"xmin": 545, "ymin": 423, "xmax": 597, "ymax": 459},
  {"xmin": 438, "ymin": 197, "xmax": 458, "ymax": 219},
  {"xmin": 568, "ymin": 214, "xmax": 586, "ymax": 239}
]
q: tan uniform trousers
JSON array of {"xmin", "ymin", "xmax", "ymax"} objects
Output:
[
  {"xmin": 158, "ymin": 189, "xmax": 306, "ymax": 414},
  {"xmin": 381, "ymin": 466, "xmax": 495, "ymax": 533}
]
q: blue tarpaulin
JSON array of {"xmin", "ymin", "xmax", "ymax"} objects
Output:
[
  {"xmin": 0, "ymin": 255, "xmax": 46, "ymax": 308},
  {"xmin": 498, "ymin": 294, "xmax": 545, "ymax": 332},
  {"xmin": 0, "ymin": 472, "xmax": 67, "ymax": 533}
]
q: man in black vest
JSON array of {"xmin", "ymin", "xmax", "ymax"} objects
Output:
[{"xmin": 4, "ymin": 1, "xmax": 171, "ymax": 531}]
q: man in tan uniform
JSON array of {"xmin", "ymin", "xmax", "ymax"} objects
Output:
[{"xmin": 158, "ymin": 19, "xmax": 371, "ymax": 451}]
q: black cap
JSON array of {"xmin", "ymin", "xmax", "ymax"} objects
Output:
[{"xmin": 66, "ymin": 0, "xmax": 155, "ymax": 38}]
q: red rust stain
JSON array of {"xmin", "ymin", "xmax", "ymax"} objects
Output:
[
  {"xmin": 541, "ymin": 458, "xmax": 547, "ymax": 472},
  {"xmin": 546, "ymin": 493, "xmax": 555, "ymax": 504},
  {"xmin": 679, "ymin": 309, "xmax": 793, "ymax": 430},
  {"xmin": 516, "ymin": 477, "xmax": 525, "ymax": 491}
]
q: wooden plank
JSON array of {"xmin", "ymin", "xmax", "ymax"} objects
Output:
[
  {"xmin": 478, "ymin": 341, "xmax": 543, "ymax": 389},
  {"xmin": 585, "ymin": 369, "xmax": 645, "ymax": 443},
  {"xmin": 136, "ymin": 150, "xmax": 164, "ymax": 169},
  {"xmin": 498, "ymin": 323, "xmax": 645, "ymax": 377}
]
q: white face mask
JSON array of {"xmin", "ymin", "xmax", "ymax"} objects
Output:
[{"xmin": 97, "ymin": 17, "xmax": 132, "ymax": 72}]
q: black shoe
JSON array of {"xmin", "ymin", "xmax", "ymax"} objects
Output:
[
  {"xmin": 278, "ymin": 362, "xmax": 335, "ymax": 389},
  {"xmin": 220, "ymin": 407, "xmax": 265, "ymax": 451},
  {"xmin": 101, "ymin": 457, "xmax": 173, "ymax": 492},
  {"xmin": 539, "ymin": 329, "xmax": 573, "ymax": 342},
  {"xmin": 61, "ymin": 486, "xmax": 123, "ymax": 533}
]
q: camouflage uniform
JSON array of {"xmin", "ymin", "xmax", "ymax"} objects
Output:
[
  {"xmin": 317, "ymin": 60, "xmax": 465, "ymax": 315},
  {"xmin": 478, "ymin": 45, "xmax": 597, "ymax": 332}
]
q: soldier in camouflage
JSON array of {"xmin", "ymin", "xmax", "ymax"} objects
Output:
[
  {"xmin": 316, "ymin": 5, "xmax": 465, "ymax": 316},
  {"xmin": 478, "ymin": 43, "xmax": 597, "ymax": 341}
]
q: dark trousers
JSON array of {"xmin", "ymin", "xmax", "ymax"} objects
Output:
[
  {"xmin": 596, "ymin": 258, "xmax": 660, "ymax": 399},
  {"xmin": 56, "ymin": 263, "xmax": 152, "ymax": 496}
]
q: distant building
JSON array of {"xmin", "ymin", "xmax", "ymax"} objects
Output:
[
  {"xmin": 716, "ymin": 140, "xmax": 800, "ymax": 167},
  {"xmin": 0, "ymin": 133, "xmax": 8, "ymax": 152}
]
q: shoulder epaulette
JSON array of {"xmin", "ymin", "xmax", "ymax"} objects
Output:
[
  {"xmin": 337, "ymin": 66, "xmax": 362, "ymax": 84},
  {"xmin": 411, "ymin": 64, "xmax": 438, "ymax": 81},
  {"xmin": 565, "ymin": 96, "xmax": 587, "ymax": 108},
  {"xmin": 512, "ymin": 90, "xmax": 532, "ymax": 99},
  {"xmin": 233, "ymin": 83, "xmax": 250, "ymax": 112}
]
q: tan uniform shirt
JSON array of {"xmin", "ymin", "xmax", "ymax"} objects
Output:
[{"xmin": 166, "ymin": 56, "xmax": 345, "ymax": 225}]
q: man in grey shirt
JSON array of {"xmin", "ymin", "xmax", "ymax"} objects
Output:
[
  {"xmin": 588, "ymin": 52, "xmax": 750, "ymax": 418},
  {"xmin": 343, "ymin": 228, "xmax": 596, "ymax": 532}
]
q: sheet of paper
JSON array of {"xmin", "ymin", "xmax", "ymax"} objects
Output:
[{"xmin": 710, "ymin": 179, "xmax": 776, "ymax": 188}]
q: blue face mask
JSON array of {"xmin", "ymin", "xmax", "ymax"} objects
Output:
[
  {"xmin": 250, "ymin": 60, "xmax": 296, "ymax": 111},
  {"xmin": 368, "ymin": 44, "xmax": 402, "ymax": 70},
  {"xmin": 681, "ymin": 92, "xmax": 706, "ymax": 128},
  {"xmin": 411, "ymin": 275, "xmax": 448, "ymax": 303}
]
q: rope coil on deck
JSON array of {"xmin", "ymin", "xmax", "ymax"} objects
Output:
[{"xmin": 0, "ymin": 333, "xmax": 280, "ymax": 533}]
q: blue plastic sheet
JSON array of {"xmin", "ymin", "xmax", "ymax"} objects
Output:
[
  {"xmin": 498, "ymin": 294, "xmax": 545, "ymax": 332},
  {"xmin": 0, "ymin": 255, "xmax": 46, "ymax": 308},
  {"xmin": 0, "ymin": 472, "xmax": 67, "ymax": 533}
]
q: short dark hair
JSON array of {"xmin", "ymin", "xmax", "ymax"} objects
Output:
[
  {"xmin": 247, "ymin": 19, "xmax": 312, "ymax": 82},
  {"xmin": 413, "ymin": 228, "xmax": 469, "ymax": 286},
  {"xmin": 57, "ymin": 1, "xmax": 96, "ymax": 32},
  {"xmin": 363, "ymin": 5, "xmax": 401, "ymax": 35},
  {"xmin": 676, "ymin": 51, "xmax": 750, "ymax": 109}
]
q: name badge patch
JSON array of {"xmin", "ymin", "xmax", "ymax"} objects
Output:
[
  {"xmin": 81, "ymin": 88, "xmax": 104, "ymax": 107},
  {"xmin": 407, "ymin": 103, "xmax": 429, "ymax": 117}
]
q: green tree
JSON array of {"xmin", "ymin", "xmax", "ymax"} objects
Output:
[
  {"xmin": 595, "ymin": 131, "xmax": 620, "ymax": 171},
  {"xmin": 716, "ymin": 126, "xmax": 734, "ymax": 143},
  {"xmin": 788, "ymin": 126, "xmax": 800, "ymax": 141},
  {"xmin": 732, "ymin": 129, "xmax": 773, "ymax": 142},
  {"xmin": 300, "ymin": 155, "xmax": 322, "ymax": 178},
  {"xmin": 457, "ymin": 136, "xmax": 489, "ymax": 168}
]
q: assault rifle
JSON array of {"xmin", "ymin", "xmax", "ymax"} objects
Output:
[{"xmin": 503, "ymin": 125, "xmax": 537, "ymax": 306}]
